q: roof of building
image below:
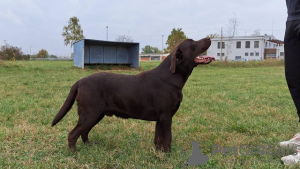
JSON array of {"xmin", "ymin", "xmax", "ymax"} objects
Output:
[
  {"xmin": 267, "ymin": 39, "xmax": 284, "ymax": 44},
  {"xmin": 74, "ymin": 39, "xmax": 139, "ymax": 47},
  {"xmin": 211, "ymin": 35, "xmax": 277, "ymax": 41}
]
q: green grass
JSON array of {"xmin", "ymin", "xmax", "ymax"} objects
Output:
[{"xmin": 0, "ymin": 60, "xmax": 299, "ymax": 168}]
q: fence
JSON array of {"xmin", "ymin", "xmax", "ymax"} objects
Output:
[{"xmin": 30, "ymin": 58, "xmax": 73, "ymax": 61}]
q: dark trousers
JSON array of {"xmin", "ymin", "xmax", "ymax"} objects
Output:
[{"xmin": 285, "ymin": 20, "xmax": 300, "ymax": 122}]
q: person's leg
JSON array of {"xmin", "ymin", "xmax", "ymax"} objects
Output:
[
  {"xmin": 281, "ymin": 20, "xmax": 300, "ymax": 165},
  {"xmin": 285, "ymin": 20, "xmax": 300, "ymax": 122}
]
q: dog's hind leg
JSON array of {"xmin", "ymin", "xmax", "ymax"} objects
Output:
[
  {"xmin": 68, "ymin": 122, "xmax": 83, "ymax": 150},
  {"xmin": 81, "ymin": 114, "xmax": 105, "ymax": 144},
  {"xmin": 68, "ymin": 104, "xmax": 104, "ymax": 150}
]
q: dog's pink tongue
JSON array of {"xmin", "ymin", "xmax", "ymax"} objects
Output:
[
  {"xmin": 204, "ymin": 56, "xmax": 215, "ymax": 61},
  {"xmin": 194, "ymin": 56, "xmax": 215, "ymax": 64}
]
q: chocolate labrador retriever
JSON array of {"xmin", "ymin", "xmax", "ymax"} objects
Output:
[{"xmin": 52, "ymin": 37, "xmax": 214, "ymax": 152}]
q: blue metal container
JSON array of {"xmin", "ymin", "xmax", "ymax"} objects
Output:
[{"xmin": 73, "ymin": 39, "xmax": 139, "ymax": 69}]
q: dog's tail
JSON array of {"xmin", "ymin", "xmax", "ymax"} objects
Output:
[{"xmin": 51, "ymin": 81, "xmax": 79, "ymax": 127}]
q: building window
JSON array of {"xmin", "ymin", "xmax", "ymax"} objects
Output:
[
  {"xmin": 250, "ymin": 52, "xmax": 254, "ymax": 56},
  {"xmin": 266, "ymin": 54, "xmax": 276, "ymax": 57},
  {"xmin": 236, "ymin": 41, "xmax": 241, "ymax": 48},
  {"xmin": 217, "ymin": 53, "xmax": 224, "ymax": 57},
  {"xmin": 151, "ymin": 56, "xmax": 160, "ymax": 61},
  {"xmin": 218, "ymin": 42, "xmax": 225, "ymax": 49},
  {"xmin": 254, "ymin": 41, "xmax": 259, "ymax": 48},
  {"xmin": 245, "ymin": 41, "xmax": 250, "ymax": 48},
  {"xmin": 280, "ymin": 52, "xmax": 284, "ymax": 56},
  {"xmin": 235, "ymin": 56, "xmax": 242, "ymax": 61},
  {"xmin": 256, "ymin": 52, "xmax": 259, "ymax": 56},
  {"xmin": 245, "ymin": 52, "xmax": 248, "ymax": 56}
]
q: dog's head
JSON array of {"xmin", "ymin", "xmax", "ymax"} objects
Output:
[{"xmin": 170, "ymin": 37, "xmax": 214, "ymax": 74}]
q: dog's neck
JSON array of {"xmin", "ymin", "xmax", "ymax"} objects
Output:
[{"xmin": 152, "ymin": 55, "xmax": 194, "ymax": 89}]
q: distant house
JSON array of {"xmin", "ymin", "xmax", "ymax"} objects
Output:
[
  {"xmin": 207, "ymin": 35, "xmax": 284, "ymax": 61},
  {"xmin": 139, "ymin": 54, "xmax": 169, "ymax": 61}
]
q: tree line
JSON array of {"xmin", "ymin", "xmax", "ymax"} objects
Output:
[
  {"xmin": 61, "ymin": 17, "xmax": 216, "ymax": 55},
  {"xmin": 0, "ymin": 43, "xmax": 56, "ymax": 60},
  {"xmin": 1, "ymin": 15, "xmax": 249, "ymax": 60}
]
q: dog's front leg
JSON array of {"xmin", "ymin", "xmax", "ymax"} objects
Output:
[
  {"xmin": 154, "ymin": 118, "xmax": 172, "ymax": 152},
  {"xmin": 154, "ymin": 121, "xmax": 162, "ymax": 148}
]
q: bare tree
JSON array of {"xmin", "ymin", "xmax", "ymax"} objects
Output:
[
  {"xmin": 224, "ymin": 16, "xmax": 239, "ymax": 61},
  {"xmin": 252, "ymin": 29, "xmax": 261, "ymax": 36},
  {"xmin": 226, "ymin": 16, "xmax": 239, "ymax": 37},
  {"xmin": 115, "ymin": 35, "xmax": 134, "ymax": 42}
]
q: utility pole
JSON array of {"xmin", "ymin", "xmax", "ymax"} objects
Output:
[
  {"xmin": 220, "ymin": 27, "xmax": 223, "ymax": 61},
  {"xmin": 162, "ymin": 35, "xmax": 164, "ymax": 59},
  {"xmin": 4, "ymin": 40, "xmax": 7, "ymax": 58},
  {"xmin": 272, "ymin": 18, "xmax": 274, "ymax": 36},
  {"xmin": 106, "ymin": 26, "xmax": 108, "ymax": 41},
  {"xmin": 4, "ymin": 40, "xmax": 6, "ymax": 49},
  {"xmin": 30, "ymin": 45, "xmax": 32, "ymax": 60}
]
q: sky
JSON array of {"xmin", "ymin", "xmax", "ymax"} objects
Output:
[{"xmin": 0, "ymin": 0, "xmax": 287, "ymax": 57}]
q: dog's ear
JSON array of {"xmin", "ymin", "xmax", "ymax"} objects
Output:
[{"xmin": 170, "ymin": 48, "xmax": 183, "ymax": 74}]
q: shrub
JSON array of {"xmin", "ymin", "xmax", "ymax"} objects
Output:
[
  {"xmin": 0, "ymin": 43, "xmax": 29, "ymax": 60},
  {"xmin": 209, "ymin": 60, "xmax": 284, "ymax": 68}
]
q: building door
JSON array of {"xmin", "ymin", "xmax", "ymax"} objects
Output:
[{"xmin": 235, "ymin": 56, "xmax": 241, "ymax": 61}]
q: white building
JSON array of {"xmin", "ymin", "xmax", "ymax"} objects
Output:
[{"xmin": 207, "ymin": 35, "xmax": 284, "ymax": 61}]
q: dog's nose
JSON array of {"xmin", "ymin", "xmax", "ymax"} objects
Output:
[
  {"xmin": 199, "ymin": 37, "xmax": 211, "ymax": 42},
  {"xmin": 204, "ymin": 37, "xmax": 211, "ymax": 42},
  {"xmin": 201, "ymin": 37, "xmax": 211, "ymax": 44}
]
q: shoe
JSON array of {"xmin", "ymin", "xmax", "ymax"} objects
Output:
[
  {"xmin": 281, "ymin": 148, "xmax": 300, "ymax": 165},
  {"xmin": 279, "ymin": 133, "xmax": 300, "ymax": 148}
]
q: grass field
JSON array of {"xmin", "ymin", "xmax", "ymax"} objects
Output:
[{"xmin": 0, "ymin": 60, "xmax": 299, "ymax": 168}]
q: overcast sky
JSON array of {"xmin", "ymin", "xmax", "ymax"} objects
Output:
[{"xmin": 0, "ymin": 0, "xmax": 287, "ymax": 56}]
